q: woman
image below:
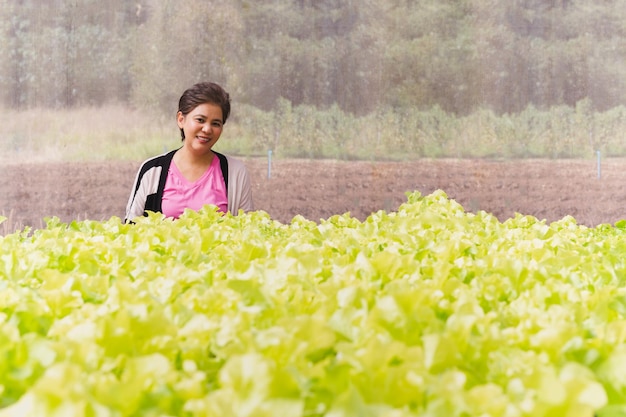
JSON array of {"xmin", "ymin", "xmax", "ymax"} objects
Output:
[{"xmin": 125, "ymin": 82, "xmax": 254, "ymax": 223}]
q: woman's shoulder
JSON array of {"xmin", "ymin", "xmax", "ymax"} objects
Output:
[
  {"xmin": 224, "ymin": 154, "xmax": 243, "ymax": 164},
  {"xmin": 222, "ymin": 154, "xmax": 251, "ymax": 174},
  {"xmin": 137, "ymin": 149, "xmax": 177, "ymax": 171},
  {"xmin": 216, "ymin": 152, "xmax": 245, "ymax": 165}
]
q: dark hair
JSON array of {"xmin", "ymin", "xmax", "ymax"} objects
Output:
[{"xmin": 178, "ymin": 82, "xmax": 231, "ymax": 140}]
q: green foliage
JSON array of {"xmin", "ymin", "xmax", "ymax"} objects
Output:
[
  {"xmin": 223, "ymin": 100, "xmax": 626, "ymax": 160},
  {"xmin": 0, "ymin": 106, "xmax": 173, "ymax": 163},
  {"xmin": 0, "ymin": 0, "xmax": 625, "ymax": 115},
  {"xmin": 2, "ymin": 191, "xmax": 626, "ymax": 415},
  {"xmin": 129, "ymin": 0, "xmax": 243, "ymax": 113},
  {"xmin": 2, "ymin": 102, "xmax": 625, "ymax": 162}
]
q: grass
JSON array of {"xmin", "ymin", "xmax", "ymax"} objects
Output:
[
  {"xmin": 0, "ymin": 105, "xmax": 264, "ymax": 163},
  {"xmin": 1, "ymin": 106, "xmax": 175, "ymax": 163},
  {"xmin": 1, "ymin": 103, "xmax": 625, "ymax": 163},
  {"xmin": 0, "ymin": 210, "xmax": 38, "ymax": 236}
]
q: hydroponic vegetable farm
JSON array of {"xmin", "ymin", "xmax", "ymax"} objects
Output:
[{"xmin": 0, "ymin": 190, "xmax": 624, "ymax": 416}]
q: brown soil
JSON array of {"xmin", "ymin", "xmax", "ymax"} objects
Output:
[{"xmin": 1, "ymin": 157, "xmax": 625, "ymax": 234}]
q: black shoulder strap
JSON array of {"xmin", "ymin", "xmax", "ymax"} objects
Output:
[
  {"xmin": 214, "ymin": 151, "xmax": 229, "ymax": 191},
  {"xmin": 153, "ymin": 149, "xmax": 177, "ymax": 212}
]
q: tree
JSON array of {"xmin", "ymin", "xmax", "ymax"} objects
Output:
[
  {"xmin": 130, "ymin": 0, "xmax": 244, "ymax": 114},
  {"xmin": 0, "ymin": 0, "xmax": 31, "ymax": 108}
]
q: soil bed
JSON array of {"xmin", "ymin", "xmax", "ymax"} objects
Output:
[{"xmin": 1, "ymin": 158, "xmax": 624, "ymax": 234}]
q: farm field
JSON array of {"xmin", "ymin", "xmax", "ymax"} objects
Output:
[
  {"xmin": 1, "ymin": 157, "xmax": 626, "ymax": 233},
  {"xmin": 3, "ymin": 158, "xmax": 626, "ymax": 415}
]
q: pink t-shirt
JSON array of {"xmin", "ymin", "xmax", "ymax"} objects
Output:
[{"xmin": 161, "ymin": 156, "xmax": 228, "ymax": 219}]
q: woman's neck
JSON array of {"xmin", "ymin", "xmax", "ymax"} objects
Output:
[{"xmin": 176, "ymin": 146, "xmax": 214, "ymax": 167}]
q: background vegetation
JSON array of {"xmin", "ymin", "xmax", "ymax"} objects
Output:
[{"xmin": 1, "ymin": 0, "xmax": 625, "ymax": 160}]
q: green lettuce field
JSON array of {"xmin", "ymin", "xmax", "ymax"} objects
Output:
[{"xmin": 1, "ymin": 190, "xmax": 625, "ymax": 416}]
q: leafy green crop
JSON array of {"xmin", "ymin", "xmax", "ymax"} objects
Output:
[{"xmin": 1, "ymin": 191, "xmax": 625, "ymax": 416}]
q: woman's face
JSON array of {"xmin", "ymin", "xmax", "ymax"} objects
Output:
[{"xmin": 177, "ymin": 102, "xmax": 224, "ymax": 154}]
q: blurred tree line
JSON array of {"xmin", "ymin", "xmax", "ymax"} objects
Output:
[{"xmin": 1, "ymin": 0, "xmax": 625, "ymax": 117}]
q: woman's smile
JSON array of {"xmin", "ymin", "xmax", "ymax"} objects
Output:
[
  {"xmin": 196, "ymin": 134, "xmax": 211, "ymax": 143},
  {"xmin": 177, "ymin": 102, "xmax": 224, "ymax": 152}
]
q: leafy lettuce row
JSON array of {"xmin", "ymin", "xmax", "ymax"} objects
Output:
[{"xmin": 0, "ymin": 191, "xmax": 625, "ymax": 416}]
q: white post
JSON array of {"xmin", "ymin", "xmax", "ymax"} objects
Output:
[
  {"xmin": 267, "ymin": 150, "xmax": 273, "ymax": 179},
  {"xmin": 596, "ymin": 150, "xmax": 601, "ymax": 179}
]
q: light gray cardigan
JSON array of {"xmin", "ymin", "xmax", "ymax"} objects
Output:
[{"xmin": 125, "ymin": 149, "xmax": 254, "ymax": 222}]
